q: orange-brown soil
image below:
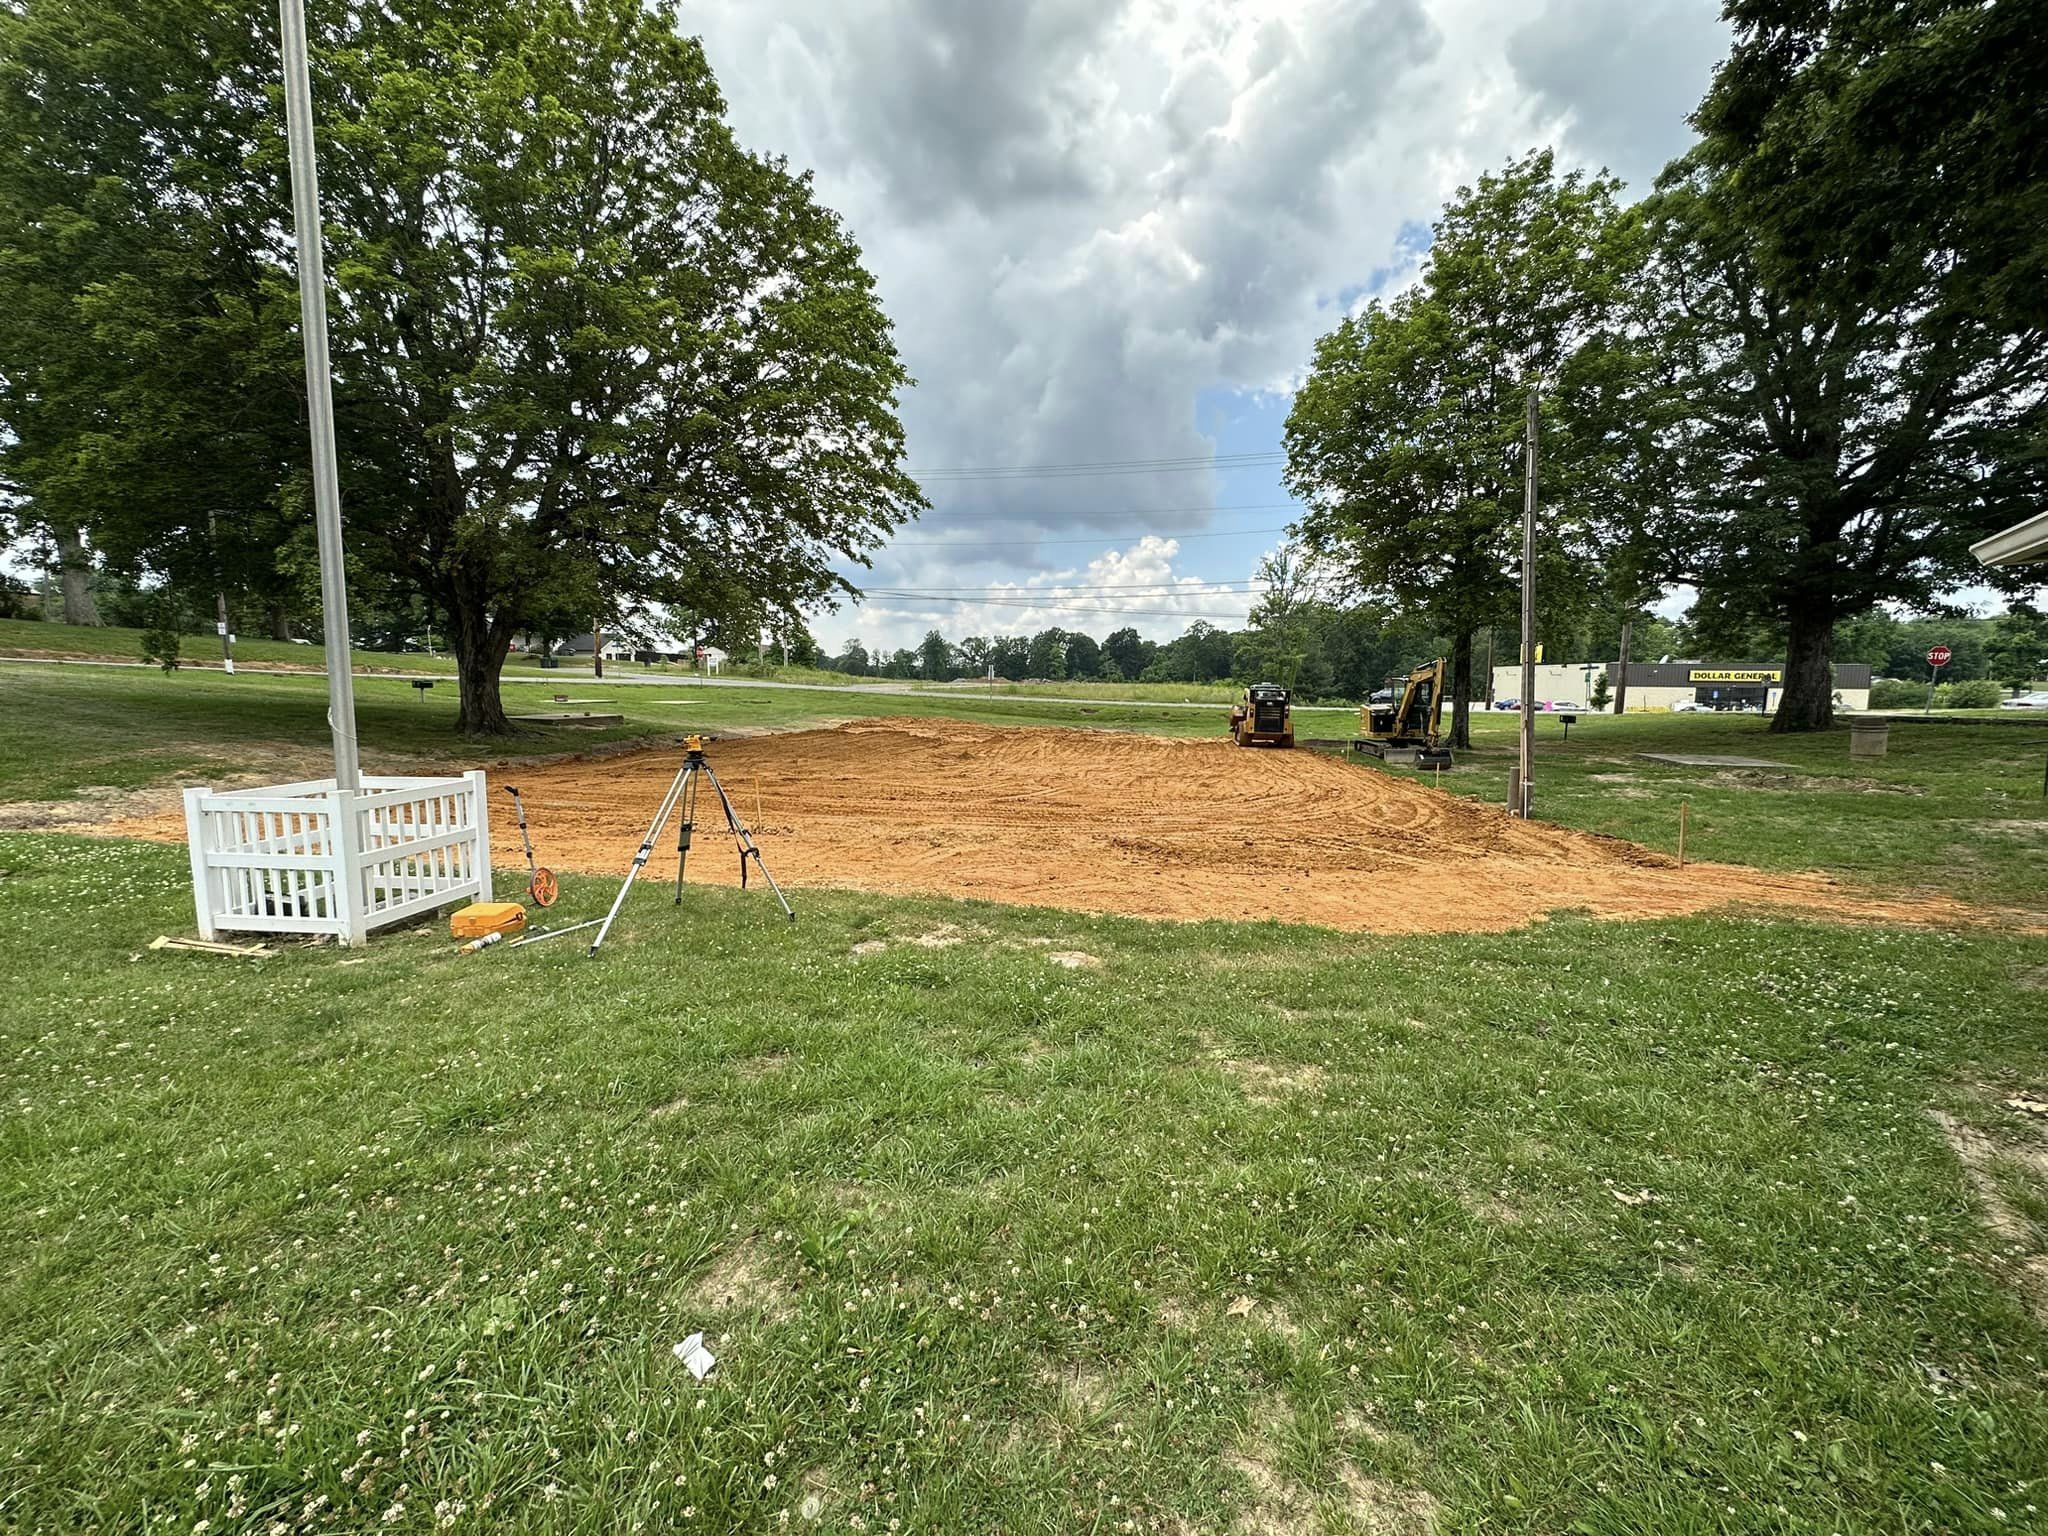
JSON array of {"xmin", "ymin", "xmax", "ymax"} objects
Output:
[
  {"xmin": 469, "ymin": 720, "xmax": 1983, "ymax": 933},
  {"xmin": 109, "ymin": 717, "xmax": 1987, "ymax": 934}
]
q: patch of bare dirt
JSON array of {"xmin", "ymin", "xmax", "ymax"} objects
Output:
[
  {"xmin": 1038, "ymin": 1360, "xmax": 1115, "ymax": 1416},
  {"xmin": 106, "ymin": 718, "xmax": 2015, "ymax": 935},
  {"xmin": 1047, "ymin": 950, "xmax": 1102, "ymax": 970},
  {"xmin": 1225, "ymin": 1399, "xmax": 1437, "ymax": 1535},
  {"xmin": 1930, "ymin": 1098, "xmax": 2048, "ymax": 1321},
  {"xmin": 1712, "ymin": 768, "xmax": 1926, "ymax": 795},
  {"xmin": 1224, "ymin": 1294, "xmax": 1302, "ymax": 1339},
  {"xmin": 684, "ymin": 1239, "xmax": 797, "ymax": 1324},
  {"xmin": 1220, "ymin": 1059, "xmax": 1327, "ymax": 1105}
]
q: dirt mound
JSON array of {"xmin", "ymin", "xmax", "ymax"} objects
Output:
[
  {"xmin": 107, "ymin": 718, "xmax": 1980, "ymax": 934},
  {"xmin": 466, "ymin": 719, "xmax": 1972, "ymax": 934}
]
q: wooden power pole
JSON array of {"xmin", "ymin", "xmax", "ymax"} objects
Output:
[
  {"xmin": 1516, "ymin": 387, "xmax": 1538, "ymax": 817},
  {"xmin": 1614, "ymin": 616, "xmax": 1632, "ymax": 716}
]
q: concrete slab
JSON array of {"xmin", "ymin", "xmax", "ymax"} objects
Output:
[
  {"xmin": 510, "ymin": 712, "xmax": 625, "ymax": 727},
  {"xmin": 1636, "ymin": 753, "xmax": 1795, "ymax": 769}
]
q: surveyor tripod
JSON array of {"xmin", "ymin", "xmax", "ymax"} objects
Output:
[{"xmin": 587, "ymin": 736, "xmax": 794, "ymax": 957}]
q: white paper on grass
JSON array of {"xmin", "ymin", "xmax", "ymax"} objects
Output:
[{"xmin": 672, "ymin": 1332, "xmax": 716, "ymax": 1380}]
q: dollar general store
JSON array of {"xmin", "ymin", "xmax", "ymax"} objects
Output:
[{"xmin": 1488, "ymin": 660, "xmax": 1873, "ymax": 713}]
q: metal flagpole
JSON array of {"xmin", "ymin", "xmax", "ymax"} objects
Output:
[
  {"xmin": 279, "ymin": 0, "xmax": 360, "ymax": 790},
  {"xmin": 1517, "ymin": 386, "xmax": 1538, "ymax": 818}
]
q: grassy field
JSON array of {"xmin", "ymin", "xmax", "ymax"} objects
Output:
[
  {"xmin": 0, "ymin": 666, "xmax": 1247, "ymax": 807},
  {"xmin": 4, "ymin": 663, "xmax": 2048, "ymax": 1532},
  {"xmin": 1, "ymin": 831, "xmax": 2045, "ymax": 1534},
  {"xmin": 0, "ymin": 617, "xmax": 750, "ymax": 681},
  {"xmin": 1407, "ymin": 711, "xmax": 2048, "ymax": 908},
  {"xmin": 7, "ymin": 663, "xmax": 2041, "ymax": 910}
]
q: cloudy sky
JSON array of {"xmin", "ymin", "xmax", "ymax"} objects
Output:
[{"xmin": 688, "ymin": 0, "xmax": 1733, "ymax": 661}]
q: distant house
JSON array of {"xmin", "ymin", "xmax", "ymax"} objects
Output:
[
  {"xmin": 553, "ymin": 632, "xmax": 633, "ymax": 662},
  {"xmin": 551, "ymin": 633, "xmax": 722, "ymax": 670},
  {"xmin": 1972, "ymin": 511, "xmax": 2048, "ymax": 568}
]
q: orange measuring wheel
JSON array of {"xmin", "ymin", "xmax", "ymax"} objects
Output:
[{"xmin": 528, "ymin": 866, "xmax": 560, "ymax": 908}]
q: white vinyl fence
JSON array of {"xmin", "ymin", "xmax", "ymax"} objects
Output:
[{"xmin": 183, "ymin": 772, "xmax": 491, "ymax": 946}]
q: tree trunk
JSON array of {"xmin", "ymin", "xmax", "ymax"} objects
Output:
[
  {"xmin": 1771, "ymin": 604, "xmax": 1836, "ymax": 732},
  {"xmin": 53, "ymin": 523, "xmax": 99, "ymax": 625},
  {"xmin": 1614, "ymin": 618, "xmax": 1633, "ymax": 715},
  {"xmin": 451, "ymin": 599, "xmax": 515, "ymax": 735},
  {"xmin": 1449, "ymin": 629, "xmax": 1473, "ymax": 751},
  {"xmin": 268, "ymin": 602, "xmax": 292, "ymax": 641}
]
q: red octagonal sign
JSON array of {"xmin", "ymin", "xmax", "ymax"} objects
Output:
[{"xmin": 1928, "ymin": 644, "xmax": 1952, "ymax": 668}]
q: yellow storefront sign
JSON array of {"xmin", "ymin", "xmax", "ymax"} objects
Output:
[{"xmin": 1690, "ymin": 668, "xmax": 1781, "ymax": 684}]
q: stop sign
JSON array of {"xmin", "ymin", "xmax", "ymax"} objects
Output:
[{"xmin": 1928, "ymin": 644, "xmax": 1952, "ymax": 668}]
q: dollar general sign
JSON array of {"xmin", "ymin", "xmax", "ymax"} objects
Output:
[{"xmin": 1689, "ymin": 668, "xmax": 1782, "ymax": 684}]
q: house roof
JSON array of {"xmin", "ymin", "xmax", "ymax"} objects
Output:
[{"xmin": 1972, "ymin": 510, "xmax": 2048, "ymax": 568}]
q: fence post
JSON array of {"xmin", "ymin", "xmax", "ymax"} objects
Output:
[
  {"xmin": 183, "ymin": 787, "xmax": 217, "ymax": 941},
  {"xmin": 468, "ymin": 769, "xmax": 492, "ymax": 904},
  {"xmin": 333, "ymin": 788, "xmax": 368, "ymax": 947}
]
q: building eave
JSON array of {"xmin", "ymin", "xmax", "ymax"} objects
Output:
[{"xmin": 1971, "ymin": 510, "xmax": 2048, "ymax": 568}]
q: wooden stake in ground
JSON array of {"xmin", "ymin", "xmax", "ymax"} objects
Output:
[{"xmin": 1678, "ymin": 801, "xmax": 1689, "ymax": 868}]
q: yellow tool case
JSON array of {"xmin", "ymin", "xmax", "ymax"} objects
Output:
[{"xmin": 450, "ymin": 902, "xmax": 527, "ymax": 941}]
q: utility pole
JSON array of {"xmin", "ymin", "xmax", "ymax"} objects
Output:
[
  {"xmin": 1516, "ymin": 386, "xmax": 1538, "ymax": 817},
  {"xmin": 207, "ymin": 509, "xmax": 235, "ymax": 676},
  {"xmin": 1614, "ymin": 615, "xmax": 1633, "ymax": 715},
  {"xmin": 280, "ymin": 0, "xmax": 359, "ymax": 788},
  {"xmin": 593, "ymin": 617, "xmax": 604, "ymax": 679},
  {"xmin": 1484, "ymin": 627, "xmax": 1496, "ymax": 707}
]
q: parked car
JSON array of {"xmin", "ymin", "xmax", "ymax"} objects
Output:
[
  {"xmin": 1493, "ymin": 698, "xmax": 1520, "ymax": 711},
  {"xmin": 1545, "ymin": 701, "xmax": 1587, "ymax": 713},
  {"xmin": 1669, "ymin": 699, "xmax": 1708, "ymax": 713},
  {"xmin": 1999, "ymin": 691, "xmax": 2048, "ymax": 709}
]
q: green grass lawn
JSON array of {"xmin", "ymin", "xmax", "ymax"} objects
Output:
[
  {"xmin": 0, "ymin": 834, "xmax": 2045, "ymax": 1533},
  {"xmin": 0, "ymin": 617, "xmax": 783, "ymax": 682},
  {"xmin": 5, "ymin": 665, "xmax": 2048, "ymax": 1530},
  {"xmin": 0, "ymin": 666, "xmax": 1247, "ymax": 806},
  {"xmin": 1397, "ymin": 710, "xmax": 2048, "ymax": 908},
  {"xmin": 6, "ymin": 664, "xmax": 2045, "ymax": 912}
]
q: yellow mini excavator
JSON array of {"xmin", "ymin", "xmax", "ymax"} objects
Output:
[
  {"xmin": 1357, "ymin": 658, "xmax": 1452, "ymax": 767},
  {"xmin": 1229, "ymin": 682, "xmax": 1295, "ymax": 748}
]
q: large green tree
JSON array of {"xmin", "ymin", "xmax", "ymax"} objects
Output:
[
  {"xmin": 1647, "ymin": 0, "xmax": 2048, "ymax": 731},
  {"xmin": 0, "ymin": 0, "xmax": 921, "ymax": 731},
  {"xmin": 1285, "ymin": 151, "xmax": 1640, "ymax": 749},
  {"xmin": 0, "ymin": 1, "xmax": 298, "ymax": 628}
]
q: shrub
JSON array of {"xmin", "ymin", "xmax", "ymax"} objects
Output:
[
  {"xmin": 1936, "ymin": 679, "xmax": 2003, "ymax": 709},
  {"xmin": 140, "ymin": 595, "xmax": 182, "ymax": 672},
  {"xmin": 1868, "ymin": 677, "xmax": 1922, "ymax": 709}
]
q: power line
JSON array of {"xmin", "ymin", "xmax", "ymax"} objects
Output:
[
  {"xmin": 864, "ymin": 592, "xmax": 1262, "ymax": 619},
  {"xmin": 911, "ymin": 451, "xmax": 1285, "ymax": 483},
  {"xmin": 913, "ymin": 499, "xmax": 1299, "ymax": 522},
  {"xmin": 872, "ymin": 578, "xmax": 1268, "ymax": 594},
  {"xmin": 881, "ymin": 524, "xmax": 1294, "ymax": 549}
]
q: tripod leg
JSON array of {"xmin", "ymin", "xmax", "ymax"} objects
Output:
[
  {"xmin": 674, "ymin": 768, "xmax": 699, "ymax": 904},
  {"xmin": 702, "ymin": 765, "xmax": 796, "ymax": 921},
  {"xmin": 588, "ymin": 759, "xmax": 689, "ymax": 957}
]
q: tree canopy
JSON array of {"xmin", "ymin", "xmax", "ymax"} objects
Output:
[
  {"xmin": 1633, "ymin": 0, "xmax": 2048, "ymax": 730},
  {"xmin": 0, "ymin": 0, "xmax": 922, "ymax": 731},
  {"xmin": 1284, "ymin": 151, "xmax": 1642, "ymax": 746}
]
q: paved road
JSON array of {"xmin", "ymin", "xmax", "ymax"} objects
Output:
[{"xmin": 0, "ymin": 653, "xmax": 1362, "ymax": 712}]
